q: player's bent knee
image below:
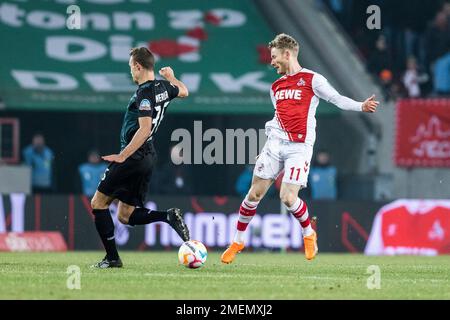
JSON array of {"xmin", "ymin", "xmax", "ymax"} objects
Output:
[
  {"xmin": 280, "ymin": 192, "xmax": 296, "ymax": 207},
  {"xmin": 91, "ymin": 198, "xmax": 98, "ymax": 209},
  {"xmin": 91, "ymin": 191, "xmax": 113, "ymax": 210},
  {"xmin": 118, "ymin": 214, "xmax": 129, "ymax": 225},
  {"xmin": 117, "ymin": 204, "xmax": 134, "ymax": 225},
  {"xmin": 248, "ymin": 190, "xmax": 263, "ymax": 202},
  {"xmin": 91, "ymin": 197, "xmax": 106, "ymax": 210}
]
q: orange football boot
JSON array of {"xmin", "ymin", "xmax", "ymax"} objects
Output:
[
  {"xmin": 221, "ymin": 242, "xmax": 245, "ymax": 264},
  {"xmin": 303, "ymin": 230, "xmax": 318, "ymax": 260}
]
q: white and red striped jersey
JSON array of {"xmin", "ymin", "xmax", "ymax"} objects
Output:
[{"xmin": 266, "ymin": 68, "xmax": 363, "ymax": 146}]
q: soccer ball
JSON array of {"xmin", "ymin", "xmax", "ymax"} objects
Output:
[{"xmin": 178, "ymin": 240, "xmax": 207, "ymax": 269}]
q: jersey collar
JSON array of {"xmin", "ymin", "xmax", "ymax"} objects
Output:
[
  {"xmin": 286, "ymin": 67, "xmax": 304, "ymax": 77},
  {"xmin": 138, "ymin": 79, "xmax": 154, "ymax": 88}
]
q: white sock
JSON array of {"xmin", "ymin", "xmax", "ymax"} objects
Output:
[
  {"xmin": 287, "ymin": 198, "xmax": 314, "ymax": 236},
  {"xmin": 303, "ymin": 224, "xmax": 314, "ymax": 236},
  {"xmin": 233, "ymin": 195, "xmax": 259, "ymax": 244},
  {"xmin": 234, "ymin": 230, "xmax": 246, "ymax": 244}
]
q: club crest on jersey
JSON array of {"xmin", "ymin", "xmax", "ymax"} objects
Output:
[
  {"xmin": 297, "ymin": 78, "xmax": 306, "ymax": 86},
  {"xmin": 139, "ymin": 99, "xmax": 151, "ymax": 111}
]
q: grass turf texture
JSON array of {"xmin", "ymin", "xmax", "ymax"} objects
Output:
[{"xmin": 0, "ymin": 252, "xmax": 449, "ymax": 299}]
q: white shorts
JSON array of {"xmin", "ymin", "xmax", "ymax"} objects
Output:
[{"xmin": 253, "ymin": 136, "xmax": 313, "ymax": 187}]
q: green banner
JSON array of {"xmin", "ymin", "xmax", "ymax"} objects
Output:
[{"xmin": 0, "ymin": 0, "xmax": 337, "ymax": 115}]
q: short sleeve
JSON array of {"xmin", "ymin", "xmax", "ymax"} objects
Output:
[
  {"xmin": 163, "ymin": 80, "xmax": 180, "ymax": 100},
  {"xmin": 136, "ymin": 88, "xmax": 153, "ymax": 117}
]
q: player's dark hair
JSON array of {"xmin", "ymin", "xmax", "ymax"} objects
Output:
[{"xmin": 129, "ymin": 47, "xmax": 155, "ymax": 70}]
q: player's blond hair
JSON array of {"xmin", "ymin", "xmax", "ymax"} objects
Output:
[{"xmin": 268, "ymin": 33, "xmax": 299, "ymax": 54}]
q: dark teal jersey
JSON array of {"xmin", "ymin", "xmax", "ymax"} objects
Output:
[{"xmin": 120, "ymin": 79, "xmax": 179, "ymax": 150}]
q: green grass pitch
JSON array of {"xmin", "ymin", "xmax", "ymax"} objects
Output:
[{"xmin": 0, "ymin": 252, "xmax": 449, "ymax": 299}]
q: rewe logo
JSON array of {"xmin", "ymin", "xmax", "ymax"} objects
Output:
[{"xmin": 275, "ymin": 89, "xmax": 302, "ymax": 100}]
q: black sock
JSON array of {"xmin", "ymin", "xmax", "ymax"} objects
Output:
[
  {"xmin": 93, "ymin": 209, "xmax": 119, "ymax": 260},
  {"xmin": 128, "ymin": 208, "xmax": 168, "ymax": 226}
]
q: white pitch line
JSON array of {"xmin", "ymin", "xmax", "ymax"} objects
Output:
[
  {"xmin": 142, "ymin": 273, "xmax": 449, "ymax": 284},
  {"xmin": 1, "ymin": 271, "xmax": 448, "ymax": 284}
]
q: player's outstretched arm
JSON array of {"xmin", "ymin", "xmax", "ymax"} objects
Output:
[
  {"xmin": 159, "ymin": 66, "xmax": 189, "ymax": 98},
  {"xmin": 312, "ymin": 74, "xmax": 379, "ymax": 113}
]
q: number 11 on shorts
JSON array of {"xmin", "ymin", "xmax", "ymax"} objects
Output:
[{"xmin": 289, "ymin": 167, "xmax": 301, "ymax": 181}]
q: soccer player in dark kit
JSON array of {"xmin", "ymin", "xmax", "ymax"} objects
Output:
[{"xmin": 90, "ymin": 47, "xmax": 190, "ymax": 268}]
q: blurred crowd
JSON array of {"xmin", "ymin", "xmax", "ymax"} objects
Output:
[{"xmin": 320, "ymin": 0, "xmax": 450, "ymax": 100}]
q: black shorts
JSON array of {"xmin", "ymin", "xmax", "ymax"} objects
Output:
[{"xmin": 97, "ymin": 142, "xmax": 156, "ymax": 207}]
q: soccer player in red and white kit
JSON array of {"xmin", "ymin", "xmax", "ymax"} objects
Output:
[{"xmin": 221, "ymin": 33, "xmax": 379, "ymax": 263}]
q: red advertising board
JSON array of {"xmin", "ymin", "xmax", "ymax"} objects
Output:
[
  {"xmin": 395, "ymin": 99, "xmax": 450, "ymax": 167},
  {"xmin": 365, "ymin": 200, "xmax": 450, "ymax": 255},
  {"xmin": 0, "ymin": 232, "xmax": 67, "ymax": 252}
]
